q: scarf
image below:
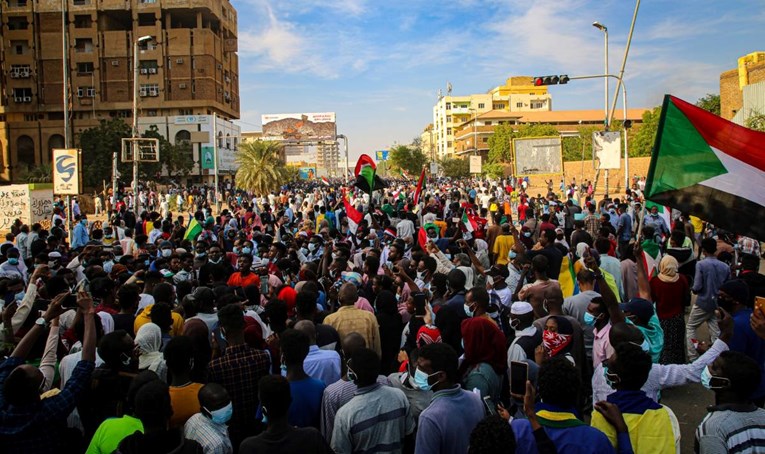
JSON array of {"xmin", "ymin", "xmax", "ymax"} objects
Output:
[
  {"xmin": 657, "ymin": 255, "xmax": 679, "ymax": 283},
  {"xmin": 458, "ymin": 266, "xmax": 474, "ymax": 290},
  {"xmin": 543, "ymin": 329, "xmax": 572, "ymax": 358},
  {"xmin": 135, "ymin": 323, "xmax": 164, "ymax": 372}
]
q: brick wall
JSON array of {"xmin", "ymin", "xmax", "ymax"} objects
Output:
[
  {"xmin": 720, "ymin": 61, "xmax": 765, "ymax": 120},
  {"xmin": 524, "ymin": 156, "xmax": 652, "ymax": 196}
]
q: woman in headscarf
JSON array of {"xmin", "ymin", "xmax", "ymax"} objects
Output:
[
  {"xmin": 460, "ymin": 289, "xmax": 507, "ymax": 404},
  {"xmin": 182, "ymin": 318, "xmax": 210, "ymax": 382},
  {"xmin": 135, "ymin": 322, "xmax": 168, "ymax": 382},
  {"xmin": 539, "ymin": 315, "xmax": 575, "ymax": 365},
  {"xmin": 375, "ymin": 290, "xmax": 405, "ymax": 375},
  {"xmin": 649, "ymin": 255, "xmax": 689, "ymax": 364}
]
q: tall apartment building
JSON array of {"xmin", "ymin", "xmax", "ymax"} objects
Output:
[
  {"xmin": 316, "ymin": 140, "xmax": 340, "ymax": 176},
  {"xmin": 0, "ymin": 0, "xmax": 240, "ymax": 183},
  {"xmin": 432, "ymin": 76, "xmax": 552, "ymax": 159}
]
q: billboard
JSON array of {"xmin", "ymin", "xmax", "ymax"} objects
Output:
[
  {"xmin": 592, "ymin": 131, "xmax": 622, "ymax": 170},
  {"xmin": 375, "ymin": 150, "xmax": 389, "ymax": 161},
  {"xmin": 261, "ymin": 112, "xmax": 337, "ymax": 142},
  {"xmin": 512, "ymin": 137, "xmax": 563, "ymax": 176},
  {"xmin": 52, "ymin": 148, "xmax": 80, "ymax": 195},
  {"xmin": 469, "ymin": 155, "xmax": 482, "ymax": 174},
  {"xmin": 201, "ymin": 146, "xmax": 216, "ymax": 170},
  {"xmin": 298, "ymin": 167, "xmax": 317, "ymax": 180}
]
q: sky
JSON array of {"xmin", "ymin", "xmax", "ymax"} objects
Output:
[{"xmin": 231, "ymin": 0, "xmax": 765, "ymax": 160}]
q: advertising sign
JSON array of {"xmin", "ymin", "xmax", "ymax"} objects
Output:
[
  {"xmin": 174, "ymin": 115, "xmax": 210, "ymax": 125},
  {"xmin": 469, "ymin": 155, "xmax": 482, "ymax": 174},
  {"xmin": 298, "ymin": 167, "xmax": 317, "ymax": 180},
  {"xmin": 52, "ymin": 148, "xmax": 80, "ymax": 195},
  {"xmin": 375, "ymin": 150, "xmax": 389, "ymax": 161},
  {"xmin": 512, "ymin": 137, "xmax": 563, "ymax": 176},
  {"xmin": 261, "ymin": 112, "xmax": 337, "ymax": 142},
  {"xmin": 592, "ymin": 131, "xmax": 622, "ymax": 170}
]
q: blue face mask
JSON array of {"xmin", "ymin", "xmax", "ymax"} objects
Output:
[
  {"xmin": 7, "ymin": 258, "xmax": 19, "ymax": 266},
  {"xmin": 413, "ymin": 367, "xmax": 440, "ymax": 391},
  {"xmin": 233, "ymin": 247, "xmax": 241, "ymax": 255},
  {"xmin": 14, "ymin": 291, "xmax": 25, "ymax": 302},
  {"xmin": 603, "ymin": 365, "xmax": 620, "ymax": 389},
  {"xmin": 523, "ymin": 232, "xmax": 532, "ymax": 238},
  {"xmin": 509, "ymin": 250, "xmax": 517, "ymax": 259},
  {"xmin": 205, "ymin": 402, "xmax": 233, "ymax": 424},
  {"xmin": 347, "ymin": 362, "xmax": 358, "ymax": 382},
  {"xmin": 583, "ymin": 311, "xmax": 597, "ymax": 326},
  {"xmin": 463, "ymin": 303, "xmax": 474, "ymax": 318},
  {"xmin": 242, "ymin": 247, "xmax": 252, "ymax": 255}
]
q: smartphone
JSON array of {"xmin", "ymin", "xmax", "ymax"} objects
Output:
[
  {"xmin": 482, "ymin": 395, "xmax": 496, "ymax": 416},
  {"xmin": 510, "ymin": 361, "xmax": 529, "ymax": 396},
  {"xmin": 756, "ymin": 296, "xmax": 765, "ymax": 315},
  {"xmin": 62, "ymin": 293, "xmax": 78, "ymax": 310},
  {"xmin": 413, "ymin": 293, "xmax": 426, "ymax": 316},
  {"xmin": 260, "ymin": 279, "xmax": 269, "ymax": 297}
]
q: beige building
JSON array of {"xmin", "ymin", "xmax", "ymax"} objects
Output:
[
  {"xmin": 0, "ymin": 0, "xmax": 240, "ymax": 183},
  {"xmin": 720, "ymin": 51, "xmax": 765, "ymax": 122},
  {"xmin": 419, "ymin": 123, "xmax": 435, "ymax": 160},
  {"xmin": 432, "ymin": 77, "xmax": 552, "ymax": 159},
  {"xmin": 453, "ymin": 108, "xmax": 649, "ymax": 156}
]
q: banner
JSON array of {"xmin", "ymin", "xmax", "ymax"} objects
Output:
[
  {"xmin": 52, "ymin": 148, "xmax": 80, "ymax": 195},
  {"xmin": 298, "ymin": 167, "xmax": 317, "ymax": 180},
  {"xmin": 201, "ymin": 146, "xmax": 216, "ymax": 170},
  {"xmin": 592, "ymin": 131, "xmax": 622, "ymax": 170},
  {"xmin": 261, "ymin": 112, "xmax": 337, "ymax": 142},
  {"xmin": 375, "ymin": 150, "xmax": 389, "ymax": 161},
  {"xmin": 469, "ymin": 155, "xmax": 482, "ymax": 174}
]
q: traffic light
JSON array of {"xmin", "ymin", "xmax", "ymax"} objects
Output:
[{"xmin": 533, "ymin": 75, "xmax": 569, "ymax": 86}]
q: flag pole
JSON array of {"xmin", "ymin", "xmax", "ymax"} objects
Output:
[{"xmin": 636, "ymin": 204, "xmax": 646, "ymax": 242}]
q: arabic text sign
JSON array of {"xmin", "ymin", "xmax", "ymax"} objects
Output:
[{"xmin": 52, "ymin": 148, "xmax": 80, "ymax": 195}]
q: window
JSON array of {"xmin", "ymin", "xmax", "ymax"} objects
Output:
[
  {"xmin": 147, "ymin": 110, "xmax": 158, "ymax": 117},
  {"xmin": 9, "ymin": 65, "xmax": 31, "ymax": 78},
  {"xmin": 445, "ymin": 103, "xmax": 451, "ymax": 110},
  {"xmin": 77, "ymin": 62, "xmax": 94, "ymax": 75},
  {"xmin": 9, "ymin": 0, "xmax": 28, "ymax": 6},
  {"xmin": 446, "ymin": 115, "xmax": 452, "ymax": 123},
  {"xmin": 447, "ymin": 141, "xmax": 452, "ymax": 147},
  {"xmin": 485, "ymin": 121, "xmax": 492, "ymax": 126},
  {"xmin": 218, "ymin": 132, "xmax": 223, "ymax": 149},
  {"xmin": 138, "ymin": 13, "xmax": 154, "ymax": 26},
  {"xmin": 77, "ymin": 86, "xmax": 95, "ymax": 98},
  {"xmin": 139, "ymin": 60, "xmax": 159, "ymax": 74},
  {"xmin": 493, "ymin": 103, "xmax": 505, "ymax": 110},
  {"xmin": 74, "ymin": 15, "xmax": 92, "ymax": 28},
  {"xmin": 516, "ymin": 102, "xmax": 523, "ymax": 108},
  {"xmin": 74, "ymin": 38, "xmax": 93, "ymax": 53},
  {"xmin": 12, "ymin": 88, "xmax": 32, "ymax": 102},
  {"xmin": 532, "ymin": 101, "xmax": 544, "ymax": 109},
  {"xmin": 139, "ymin": 83, "xmax": 159, "ymax": 97},
  {"xmin": 482, "ymin": 138, "xmax": 488, "ymax": 143},
  {"xmin": 11, "ymin": 40, "xmax": 28, "ymax": 55},
  {"xmin": 72, "ymin": 0, "xmax": 90, "ymax": 5},
  {"xmin": 446, "ymin": 128, "xmax": 452, "ymax": 135},
  {"xmin": 179, "ymin": 109, "xmax": 192, "ymax": 116},
  {"xmin": 175, "ymin": 130, "xmax": 191, "ymax": 145},
  {"xmin": 139, "ymin": 40, "xmax": 157, "ymax": 51},
  {"xmin": 8, "ymin": 17, "xmax": 29, "ymax": 30},
  {"xmin": 478, "ymin": 103, "xmax": 485, "ymax": 109},
  {"xmin": 24, "ymin": 114, "xmax": 37, "ymax": 122}
]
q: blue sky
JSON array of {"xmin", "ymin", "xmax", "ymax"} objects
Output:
[{"xmin": 232, "ymin": 0, "xmax": 765, "ymax": 160}]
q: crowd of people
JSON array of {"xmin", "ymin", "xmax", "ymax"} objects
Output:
[{"xmin": 1, "ymin": 174, "xmax": 765, "ymax": 454}]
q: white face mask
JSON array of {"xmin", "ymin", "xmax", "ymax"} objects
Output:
[{"xmin": 161, "ymin": 249, "xmax": 172, "ymax": 257}]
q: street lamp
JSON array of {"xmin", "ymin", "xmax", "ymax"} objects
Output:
[
  {"xmin": 132, "ymin": 35, "xmax": 153, "ymax": 215},
  {"xmin": 336, "ymin": 134, "xmax": 349, "ymax": 182},
  {"xmin": 592, "ymin": 22, "xmax": 608, "ymax": 128}
]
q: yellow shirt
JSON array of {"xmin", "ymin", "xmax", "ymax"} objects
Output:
[
  {"xmin": 323, "ymin": 306, "xmax": 381, "ymax": 357},
  {"xmin": 493, "ymin": 235, "xmax": 515, "ymax": 266},
  {"xmin": 134, "ymin": 304, "xmax": 185, "ymax": 337},
  {"xmin": 169, "ymin": 382, "xmax": 204, "ymax": 428},
  {"xmin": 689, "ymin": 215, "xmax": 703, "ymax": 234}
]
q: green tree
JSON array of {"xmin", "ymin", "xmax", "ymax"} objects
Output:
[
  {"xmin": 388, "ymin": 145, "xmax": 428, "ymax": 175},
  {"xmin": 440, "ymin": 157, "xmax": 470, "ymax": 178},
  {"xmin": 487, "ymin": 123, "xmax": 514, "ymax": 163},
  {"xmin": 78, "ymin": 118, "xmax": 132, "ymax": 189},
  {"xmin": 629, "ymin": 106, "xmax": 662, "ymax": 157},
  {"xmin": 696, "ymin": 93, "xmax": 721, "ymax": 116},
  {"xmin": 139, "ymin": 125, "xmax": 193, "ymax": 179},
  {"xmin": 235, "ymin": 140, "xmax": 288, "ymax": 195},
  {"xmin": 745, "ymin": 111, "xmax": 765, "ymax": 132}
]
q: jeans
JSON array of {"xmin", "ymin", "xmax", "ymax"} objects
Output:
[{"xmin": 686, "ymin": 303, "xmax": 720, "ymax": 361}]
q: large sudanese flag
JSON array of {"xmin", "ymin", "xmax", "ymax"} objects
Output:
[
  {"xmin": 354, "ymin": 154, "xmax": 387, "ymax": 194},
  {"xmin": 645, "ymin": 95, "xmax": 765, "ymax": 241}
]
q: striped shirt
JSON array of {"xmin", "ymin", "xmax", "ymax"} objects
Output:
[
  {"xmin": 330, "ymin": 384, "xmax": 414, "ymax": 454},
  {"xmin": 320, "ymin": 376, "xmax": 390, "ymax": 441},
  {"xmin": 183, "ymin": 413, "xmax": 232, "ymax": 454},
  {"xmin": 695, "ymin": 405, "xmax": 765, "ymax": 453}
]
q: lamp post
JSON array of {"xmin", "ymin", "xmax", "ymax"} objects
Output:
[
  {"xmin": 132, "ymin": 35, "xmax": 153, "ymax": 215},
  {"xmin": 337, "ymin": 134, "xmax": 349, "ymax": 182},
  {"xmin": 592, "ymin": 22, "xmax": 609, "ymax": 195}
]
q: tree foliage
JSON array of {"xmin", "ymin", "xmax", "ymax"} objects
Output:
[
  {"xmin": 79, "ymin": 118, "xmax": 132, "ymax": 189},
  {"xmin": 629, "ymin": 106, "xmax": 662, "ymax": 158},
  {"xmin": 388, "ymin": 145, "xmax": 428, "ymax": 175},
  {"xmin": 696, "ymin": 93, "xmax": 721, "ymax": 116},
  {"xmin": 745, "ymin": 111, "xmax": 765, "ymax": 132},
  {"xmin": 235, "ymin": 140, "xmax": 288, "ymax": 195},
  {"xmin": 439, "ymin": 157, "xmax": 470, "ymax": 178}
]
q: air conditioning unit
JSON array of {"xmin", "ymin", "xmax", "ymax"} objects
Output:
[
  {"xmin": 140, "ymin": 68, "xmax": 148, "ymax": 74},
  {"xmin": 217, "ymin": 64, "xmax": 222, "ymax": 70},
  {"xmin": 14, "ymin": 97, "xmax": 24, "ymax": 103},
  {"xmin": 23, "ymin": 96, "xmax": 31, "ymax": 102},
  {"xmin": 178, "ymin": 83, "xmax": 187, "ymax": 89},
  {"xmin": 9, "ymin": 70, "xmax": 19, "ymax": 79},
  {"xmin": 149, "ymin": 89, "xmax": 158, "ymax": 97},
  {"xmin": 19, "ymin": 69, "xmax": 29, "ymax": 77},
  {"xmin": 176, "ymin": 58, "xmax": 184, "ymax": 64},
  {"xmin": 148, "ymin": 67, "xmax": 157, "ymax": 74},
  {"xmin": 217, "ymin": 87, "xmax": 222, "ymax": 93},
  {"xmin": 111, "ymin": 60, "xmax": 119, "ymax": 66}
]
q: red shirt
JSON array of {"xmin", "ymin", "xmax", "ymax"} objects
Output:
[
  {"xmin": 227, "ymin": 272, "xmax": 261, "ymax": 288},
  {"xmin": 649, "ymin": 275, "xmax": 689, "ymax": 319}
]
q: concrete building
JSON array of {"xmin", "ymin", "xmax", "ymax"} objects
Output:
[
  {"xmin": 432, "ymin": 77, "xmax": 552, "ymax": 159},
  {"xmin": 453, "ymin": 108, "xmax": 649, "ymax": 157},
  {"xmin": 0, "ymin": 0, "xmax": 240, "ymax": 183},
  {"xmin": 720, "ymin": 51, "xmax": 765, "ymax": 122},
  {"xmin": 420, "ymin": 123, "xmax": 435, "ymax": 161},
  {"xmin": 316, "ymin": 140, "xmax": 340, "ymax": 176}
]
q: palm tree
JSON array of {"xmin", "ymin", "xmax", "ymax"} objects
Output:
[{"xmin": 235, "ymin": 140, "xmax": 288, "ymax": 195}]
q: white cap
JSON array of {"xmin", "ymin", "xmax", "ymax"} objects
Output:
[{"xmin": 510, "ymin": 301, "xmax": 534, "ymax": 315}]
